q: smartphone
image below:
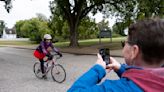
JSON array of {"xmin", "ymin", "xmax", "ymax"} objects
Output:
[{"xmin": 99, "ymin": 48, "xmax": 110, "ymax": 65}]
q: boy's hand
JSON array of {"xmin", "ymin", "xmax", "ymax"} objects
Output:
[
  {"xmin": 106, "ymin": 57, "xmax": 121, "ymax": 71},
  {"xmin": 96, "ymin": 54, "xmax": 121, "ymax": 72},
  {"xmin": 96, "ymin": 53, "xmax": 106, "ymax": 69}
]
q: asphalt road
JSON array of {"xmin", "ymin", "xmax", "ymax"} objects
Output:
[{"xmin": 0, "ymin": 47, "xmax": 125, "ymax": 92}]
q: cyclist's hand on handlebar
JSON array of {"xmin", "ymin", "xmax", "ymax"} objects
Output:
[{"xmin": 59, "ymin": 53, "xmax": 62, "ymax": 57}]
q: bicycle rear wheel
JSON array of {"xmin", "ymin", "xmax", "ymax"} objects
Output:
[
  {"xmin": 51, "ymin": 64, "xmax": 66, "ymax": 83},
  {"xmin": 33, "ymin": 62, "xmax": 43, "ymax": 79}
]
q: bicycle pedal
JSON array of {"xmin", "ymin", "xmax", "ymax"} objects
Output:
[
  {"xmin": 37, "ymin": 69, "xmax": 41, "ymax": 74},
  {"xmin": 56, "ymin": 72, "xmax": 60, "ymax": 74},
  {"xmin": 42, "ymin": 75, "xmax": 47, "ymax": 79}
]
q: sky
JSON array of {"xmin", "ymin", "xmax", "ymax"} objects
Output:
[{"xmin": 0, "ymin": 0, "xmax": 116, "ymax": 28}]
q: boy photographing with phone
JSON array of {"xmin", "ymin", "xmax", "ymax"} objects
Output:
[{"xmin": 68, "ymin": 18, "xmax": 164, "ymax": 92}]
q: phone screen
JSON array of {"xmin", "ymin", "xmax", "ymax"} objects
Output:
[{"xmin": 99, "ymin": 48, "xmax": 110, "ymax": 65}]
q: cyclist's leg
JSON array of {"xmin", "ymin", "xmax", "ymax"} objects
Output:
[
  {"xmin": 39, "ymin": 59, "xmax": 45, "ymax": 74},
  {"xmin": 34, "ymin": 50, "xmax": 46, "ymax": 73},
  {"xmin": 34, "ymin": 50, "xmax": 47, "ymax": 79},
  {"xmin": 39, "ymin": 59, "xmax": 47, "ymax": 79}
]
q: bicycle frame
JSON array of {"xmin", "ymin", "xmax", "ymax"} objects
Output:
[{"xmin": 44, "ymin": 55, "xmax": 61, "ymax": 75}]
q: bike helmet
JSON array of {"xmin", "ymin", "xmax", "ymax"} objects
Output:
[{"xmin": 44, "ymin": 34, "xmax": 52, "ymax": 40}]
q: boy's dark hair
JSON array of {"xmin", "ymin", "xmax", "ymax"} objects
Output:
[{"xmin": 128, "ymin": 18, "xmax": 164, "ymax": 64}]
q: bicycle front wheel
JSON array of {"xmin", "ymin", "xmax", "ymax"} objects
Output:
[
  {"xmin": 51, "ymin": 64, "xmax": 66, "ymax": 83},
  {"xmin": 33, "ymin": 62, "xmax": 43, "ymax": 79}
]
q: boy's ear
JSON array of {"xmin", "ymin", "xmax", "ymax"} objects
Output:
[{"xmin": 131, "ymin": 45, "xmax": 139, "ymax": 60}]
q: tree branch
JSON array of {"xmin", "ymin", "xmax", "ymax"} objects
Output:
[
  {"xmin": 57, "ymin": 0, "xmax": 72, "ymax": 22},
  {"xmin": 79, "ymin": 4, "xmax": 96, "ymax": 20}
]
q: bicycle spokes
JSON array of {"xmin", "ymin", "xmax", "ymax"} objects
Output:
[
  {"xmin": 51, "ymin": 64, "xmax": 66, "ymax": 83},
  {"xmin": 33, "ymin": 62, "xmax": 44, "ymax": 79},
  {"xmin": 37, "ymin": 69, "xmax": 41, "ymax": 74}
]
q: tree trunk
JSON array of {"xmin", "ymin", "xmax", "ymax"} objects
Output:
[{"xmin": 69, "ymin": 19, "xmax": 79, "ymax": 47}]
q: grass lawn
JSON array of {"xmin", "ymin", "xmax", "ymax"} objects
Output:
[
  {"xmin": 79, "ymin": 37, "xmax": 126, "ymax": 46},
  {"xmin": 0, "ymin": 37, "xmax": 126, "ymax": 50},
  {"xmin": 0, "ymin": 40, "xmax": 37, "ymax": 46},
  {"xmin": 55, "ymin": 37, "xmax": 126, "ymax": 46}
]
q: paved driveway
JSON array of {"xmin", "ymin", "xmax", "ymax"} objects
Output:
[{"xmin": 0, "ymin": 47, "xmax": 124, "ymax": 92}]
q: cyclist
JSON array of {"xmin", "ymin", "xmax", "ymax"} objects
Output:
[{"xmin": 33, "ymin": 34, "xmax": 62, "ymax": 79}]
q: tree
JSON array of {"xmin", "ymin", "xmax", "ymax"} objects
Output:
[
  {"xmin": 112, "ymin": 22, "xmax": 127, "ymax": 36},
  {"xmin": 97, "ymin": 19, "xmax": 110, "ymax": 31},
  {"xmin": 15, "ymin": 20, "xmax": 25, "ymax": 38},
  {"xmin": 28, "ymin": 18, "xmax": 52, "ymax": 42},
  {"xmin": 0, "ymin": 20, "xmax": 5, "ymax": 37},
  {"xmin": 136, "ymin": 0, "xmax": 164, "ymax": 19},
  {"xmin": 49, "ymin": 14, "xmax": 98, "ymax": 41},
  {"xmin": 78, "ymin": 17, "xmax": 98, "ymax": 39},
  {"xmin": 49, "ymin": 0, "xmax": 142, "ymax": 47},
  {"xmin": 110, "ymin": 0, "xmax": 163, "ymax": 36},
  {"xmin": 15, "ymin": 17, "xmax": 52, "ymax": 42},
  {"xmin": 0, "ymin": 0, "xmax": 12, "ymax": 13},
  {"xmin": 48, "ymin": 7, "xmax": 66, "ymax": 41},
  {"xmin": 49, "ymin": 0, "xmax": 107, "ymax": 47}
]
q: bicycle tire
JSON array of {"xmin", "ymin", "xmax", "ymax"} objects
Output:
[
  {"xmin": 51, "ymin": 64, "xmax": 66, "ymax": 83},
  {"xmin": 33, "ymin": 62, "xmax": 43, "ymax": 79}
]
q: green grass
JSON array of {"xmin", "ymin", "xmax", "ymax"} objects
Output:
[
  {"xmin": 0, "ymin": 37, "xmax": 126, "ymax": 49},
  {"xmin": 0, "ymin": 40, "xmax": 36, "ymax": 46},
  {"xmin": 79, "ymin": 37, "xmax": 126, "ymax": 46},
  {"xmin": 54, "ymin": 37, "xmax": 126, "ymax": 47}
]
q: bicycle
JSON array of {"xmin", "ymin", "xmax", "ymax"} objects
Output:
[{"xmin": 33, "ymin": 52, "xmax": 66, "ymax": 83}]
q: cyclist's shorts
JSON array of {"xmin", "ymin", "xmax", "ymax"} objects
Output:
[{"xmin": 33, "ymin": 50, "xmax": 46, "ymax": 59}]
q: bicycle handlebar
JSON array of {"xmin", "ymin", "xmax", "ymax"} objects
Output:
[{"xmin": 50, "ymin": 51, "xmax": 62, "ymax": 59}]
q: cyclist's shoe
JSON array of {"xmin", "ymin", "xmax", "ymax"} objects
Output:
[
  {"xmin": 42, "ymin": 75, "xmax": 47, "ymax": 79},
  {"xmin": 37, "ymin": 69, "xmax": 41, "ymax": 74}
]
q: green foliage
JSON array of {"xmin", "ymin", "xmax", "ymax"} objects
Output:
[
  {"xmin": 49, "ymin": 15, "xmax": 99, "ymax": 41},
  {"xmin": 5, "ymin": 0, "xmax": 162, "ymax": 46},
  {"xmin": 49, "ymin": 0, "xmax": 139, "ymax": 47},
  {"xmin": 78, "ymin": 17, "xmax": 99, "ymax": 39},
  {"xmin": 49, "ymin": 2, "xmax": 100, "ymax": 41},
  {"xmin": 59, "ymin": 22, "xmax": 69, "ymax": 41},
  {"xmin": 15, "ymin": 20, "xmax": 24, "ymax": 38},
  {"xmin": 15, "ymin": 17, "xmax": 52, "ymax": 43},
  {"xmin": 50, "ymin": 0, "xmax": 108, "ymax": 47},
  {"xmin": 97, "ymin": 19, "xmax": 110, "ymax": 31},
  {"xmin": 48, "ymin": 7, "xmax": 67, "ymax": 41},
  {"xmin": 110, "ymin": 0, "xmax": 164, "ymax": 36},
  {"xmin": 112, "ymin": 22, "xmax": 128, "ymax": 36},
  {"xmin": 137, "ymin": 0, "xmax": 164, "ymax": 19},
  {"xmin": 29, "ymin": 18, "xmax": 52, "ymax": 42},
  {"xmin": 51, "ymin": 21, "xmax": 70, "ymax": 42},
  {"xmin": 108, "ymin": 0, "xmax": 163, "ymax": 34}
]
